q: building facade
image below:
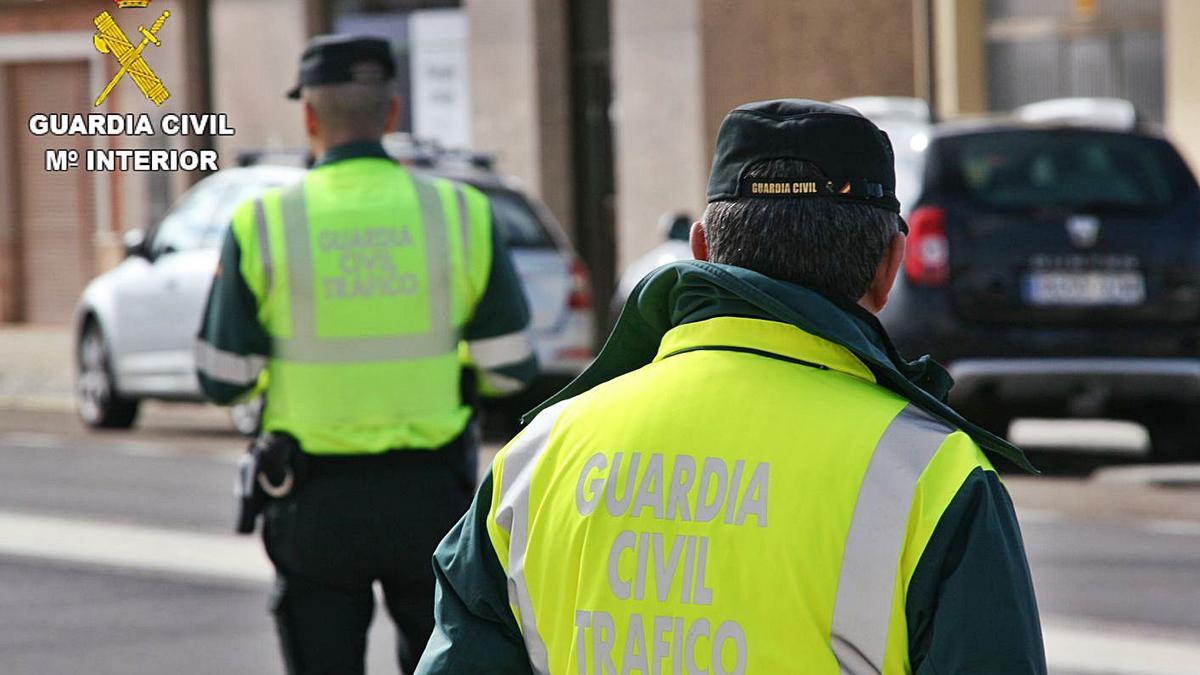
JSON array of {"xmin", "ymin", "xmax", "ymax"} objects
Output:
[{"xmin": 0, "ymin": 0, "xmax": 1196, "ymax": 325}]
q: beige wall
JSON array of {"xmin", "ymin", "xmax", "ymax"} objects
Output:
[
  {"xmin": 611, "ymin": 0, "xmax": 708, "ymax": 270},
  {"xmin": 610, "ymin": 0, "xmax": 919, "ymax": 270},
  {"xmin": 1165, "ymin": 0, "xmax": 1200, "ymax": 173},
  {"xmin": 210, "ymin": 0, "xmax": 309, "ymax": 164},
  {"xmin": 699, "ymin": 0, "xmax": 918, "ymax": 155},
  {"xmin": 465, "ymin": 0, "xmax": 574, "ymax": 237}
]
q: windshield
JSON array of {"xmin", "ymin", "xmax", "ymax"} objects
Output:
[
  {"xmin": 482, "ymin": 188, "xmax": 555, "ymax": 249},
  {"xmin": 935, "ymin": 130, "xmax": 1193, "ymax": 213},
  {"xmin": 151, "ymin": 173, "xmax": 297, "ymax": 256}
]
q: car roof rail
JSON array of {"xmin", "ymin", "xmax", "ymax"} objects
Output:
[
  {"xmin": 834, "ymin": 96, "xmax": 932, "ymax": 123},
  {"xmin": 1013, "ymin": 97, "xmax": 1139, "ymax": 131},
  {"xmin": 382, "ymin": 132, "xmax": 495, "ymax": 171}
]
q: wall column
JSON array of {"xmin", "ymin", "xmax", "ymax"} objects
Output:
[
  {"xmin": 465, "ymin": 0, "xmax": 574, "ymax": 237},
  {"xmin": 610, "ymin": 0, "xmax": 707, "ymax": 272},
  {"xmin": 932, "ymin": 0, "xmax": 986, "ymax": 119},
  {"xmin": 1165, "ymin": 0, "xmax": 1200, "ymax": 172}
]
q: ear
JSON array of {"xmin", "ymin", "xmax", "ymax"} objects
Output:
[
  {"xmin": 384, "ymin": 95, "xmax": 401, "ymax": 134},
  {"xmin": 860, "ymin": 232, "xmax": 905, "ymax": 313},
  {"xmin": 303, "ymin": 99, "xmax": 319, "ymax": 138},
  {"xmin": 689, "ymin": 221, "xmax": 709, "ymax": 261}
]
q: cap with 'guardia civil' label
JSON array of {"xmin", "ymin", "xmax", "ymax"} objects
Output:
[{"xmin": 705, "ymin": 99, "xmax": 905, "ymax": 226}]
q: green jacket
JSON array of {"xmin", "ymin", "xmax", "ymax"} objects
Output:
[{"xmin": 416, "ymin": 261, "xmax": 1046, "ymax": 674}]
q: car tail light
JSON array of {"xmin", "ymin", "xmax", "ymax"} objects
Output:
[
  {"xmin": 568, "ymin": 258, "xmax": 593, "ymax": 310},
  {"xmin": 904, "ymin": 206, "xmax": 949, "ymax": 287}
]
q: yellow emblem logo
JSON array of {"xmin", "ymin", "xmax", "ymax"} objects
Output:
[{"xmin": 92, "ymin": 10, "xmax": 171, "ymax": 107}]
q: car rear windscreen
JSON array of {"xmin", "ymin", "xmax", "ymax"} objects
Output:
[
  {"xmin": 484, "ymin": 189, "xmax": 555, "ymax": 249},
  {"xmin": 935, "ymin": 130, "xmax": 1194, "ymax": 213}
]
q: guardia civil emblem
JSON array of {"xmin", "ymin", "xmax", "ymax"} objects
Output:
[{"xmin": 92, "ymin": 0, "xmax": 171, "ymax": 107}]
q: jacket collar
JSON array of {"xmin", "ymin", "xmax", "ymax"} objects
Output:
[
  {"xmin": 313, "ymin": 139, "xmax": 392, "ymax": 168},
  {"xmin": 653, "ymin": 316, "xmax": 878, "ymax": 384},
  {"xmin": 528, "ymin": 260, "xmax": 1036, "ymax": 473}
]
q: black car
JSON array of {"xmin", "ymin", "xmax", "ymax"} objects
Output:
[{"xmin": 881, "ymin": 120, "xmax": 1200, "ymax": 460}]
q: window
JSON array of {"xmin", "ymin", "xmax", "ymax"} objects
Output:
[
  {"xmin": 938, "ymin": 130, "xmax": 1193, "ymax": 214},
  {"xmin": 149, "ymin": 179, "xmax": 226, "ymax": 257},
  {"xmin": 483, "ymin": 188, "xmax": 555, "ymax": 249},
  {"xmin": 149, "ymin": 174, "xmax": 298, "ymax": 257}
]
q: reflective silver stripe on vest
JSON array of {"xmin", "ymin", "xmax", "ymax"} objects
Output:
[
  {"xmin": 271, "ymin": 176, "xmax": 458, "ymax": 363},
  {"xmin": 454, "ymin": 185, "xmax": 471, "ymax": 263},
  {"xmin": 194, "ymin": 338, "xmax": 265, "ymax": 386},
  {"xmin": 831, "ymin": 404, "xmax": 953, "ymax": 674},
  {"xmin": 491, "ymin": 399, "xmax": 571, "ymax": 675},
  {"xmin": 468, "ymin": 330, "xmax": 535, "ymax": 369},
  {"xmin": 252, "ymin": 198, "xmax": 273, "ymax": 294}
]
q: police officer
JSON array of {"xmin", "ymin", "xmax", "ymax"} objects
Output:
[
  {"xmin": 415, "ymin": 100, "xmax": 1046, "ymax": 674},
  {"xmin": 195, "ymin": 35, "xmax": 537, "ymax": 675}
]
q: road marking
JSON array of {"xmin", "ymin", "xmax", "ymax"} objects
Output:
[
  {"xmin": 1017, "ymin": 507, "xmax": 1200, "ymax": 537},
  {"xmin": 0, "ymin": 431, "xmax": 67, "ymax": 448},
  {"xmin": 1142, "ymin": 518, "xmax": 1200, "ymax": 537},
  {"xmin": 2, "ymin": 509, "xmax": 1199, "ymax": 673},
  {"xmin": 0, "ymin": 510, "xmax": 271, "ymax": 585},
  {"xmin": 1093, "ymin": 463, "xmax": 1200, "ymax": 488},
  {"xmin": 1043, "ymin": 617, "xmax": 1200, "ymax": 674},
  {"xmin": 0, "ymin": 431, "xmax": 240, "ymax": 463},
  {"xmin": 1014, "ymin": 508, "xmax": 1067, "ymax": 525}
]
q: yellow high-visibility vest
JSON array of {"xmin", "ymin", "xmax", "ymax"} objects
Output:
[
  {"xmin": 485, "ymin": 316, "xmax": 995, "ymax": 674},
  {"xmin": 230, "ymin": 157, "xmax": 493, "ymax": 454}
]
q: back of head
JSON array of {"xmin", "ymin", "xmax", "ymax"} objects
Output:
[
  {"xmin": 305, "ymin": 80, "xmax": 394, "ymax": 141},
  {"xmin": 288, "ymin": 35, "xmax": 399, "ymax": 148},
  {"xmin": 703, "ymin": 99, "xmax": 904, "ymax": 305},
  {"xmin": 703, "ymin": 159, "xmax": 899, "ymax": 303}
]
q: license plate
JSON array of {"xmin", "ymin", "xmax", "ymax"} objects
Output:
[{"xmin": 1023, "ymin": 271, "xmax": 1145, "ymax": 306}]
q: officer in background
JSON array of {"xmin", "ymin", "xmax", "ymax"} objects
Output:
[
  {"xmin": 196, "ymin": 35, "xmax": 536, "ymax": 675},
  {"xmin": 415, "ymin": 100, "xmax": 1046, "ymax": 674}
]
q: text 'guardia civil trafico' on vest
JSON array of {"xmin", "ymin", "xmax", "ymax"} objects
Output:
[
  {"xmin": 319, "ymin": 226, "xmax": 420, "ymax": 299},
  {"xmin": 571, "ymin": 452, "xmax": 767, "ymax": 674}
]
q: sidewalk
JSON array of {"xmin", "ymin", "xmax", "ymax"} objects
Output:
[{"xmin": 0, "ymin": 325, "xmax": 74, "ymax": 411}]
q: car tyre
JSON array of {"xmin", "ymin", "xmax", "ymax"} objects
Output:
[
  {"xmin": 1142, "ymin": 407, "xmax": 1198, "ymax": 463},
  {"xmin": 77, "ymin": 322, "xmax": 139, "ymax": 429},
  {"xmin": 959, "ymin": 403, "xmax": 1013, "ymax": 439}
]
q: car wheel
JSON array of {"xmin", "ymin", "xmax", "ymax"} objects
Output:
[
  {"xmin": 77, "ymin": 322, "xmax": 139, "ymax": 429},
  {"xmin": 1142, "ymin": 407, "xmax": 1197, "ymax": 463},
  {"xmin": 959, "ymin": 403, "xmax": 1013, "ymax": 439},
  {"xmin": 230, "ymin": 395, "xmax": 263, "ymax": 437}
]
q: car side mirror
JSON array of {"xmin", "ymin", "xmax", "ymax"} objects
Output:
[
  {"xmin": 667, "ymin": 218, "xmax": 691, "ymax": 242},
  {"xmin": 123, "ymin": 228, "xmax": 148, "ymax": 259}
]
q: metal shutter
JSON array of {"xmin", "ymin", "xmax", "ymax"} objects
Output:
[{"xmin": 10, "ymin": 61, "xmax": 95, "ymax": 324}]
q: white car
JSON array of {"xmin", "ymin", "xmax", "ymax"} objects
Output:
[
  {"xmin": 610, "ymin": 213, "xmax": 693, "ymax": 322},
  {"xmin": 75, "ymin": 163, "xmax": 594, "ymax": 432}
]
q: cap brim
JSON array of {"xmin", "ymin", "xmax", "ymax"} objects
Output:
[{"xmin": 286, "ymin": 84, "xmax": 302, "ymax": 100}]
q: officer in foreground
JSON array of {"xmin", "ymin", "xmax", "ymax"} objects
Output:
[
  {"xmin": 416, "ymin": 100, "xmax": 1046, "ymax": 674},
  {"xmin": 196, "ymin": 35, "xmax": 536, "ymax": 674}
]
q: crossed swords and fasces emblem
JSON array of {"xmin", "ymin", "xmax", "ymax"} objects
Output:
[{"xmin": 92, "ymin": 10, "xmax": 171, "ymax": 107}]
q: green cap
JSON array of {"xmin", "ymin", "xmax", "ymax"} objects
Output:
[{"xmin": 706, "ymin": 99, "xmax": 903, "ymax": 218}]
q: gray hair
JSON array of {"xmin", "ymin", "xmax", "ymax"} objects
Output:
[
  {"xmin": 702, "ymin": 158, "xmax": 900, "ymax": 304},
  {"xmin": 303, "ymin": 81, "xmax": 393, "ymax": 138}
]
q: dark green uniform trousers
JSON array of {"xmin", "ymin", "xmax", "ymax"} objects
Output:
[{"xmin": 262, "ymin": 430, "xmax": 476, "ymax": 675}]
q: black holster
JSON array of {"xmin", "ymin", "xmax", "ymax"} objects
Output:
[{"xmin": 234, "ymin": 432, "xmax": 305, "ymax": 534}]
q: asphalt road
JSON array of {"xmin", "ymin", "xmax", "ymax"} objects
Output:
[{"xmin": 0, "ymin": 405, "xmax": 1198, "ymax": 674}]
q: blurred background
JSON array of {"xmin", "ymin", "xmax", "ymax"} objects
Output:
[{"xmin": 0, "ymin": 0, "xmax": 1199, "ymax": 673}]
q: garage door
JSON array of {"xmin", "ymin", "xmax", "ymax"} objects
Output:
[{"xmin": 11, "ymin": 61, "xmax": 96, "ymax": 324}]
